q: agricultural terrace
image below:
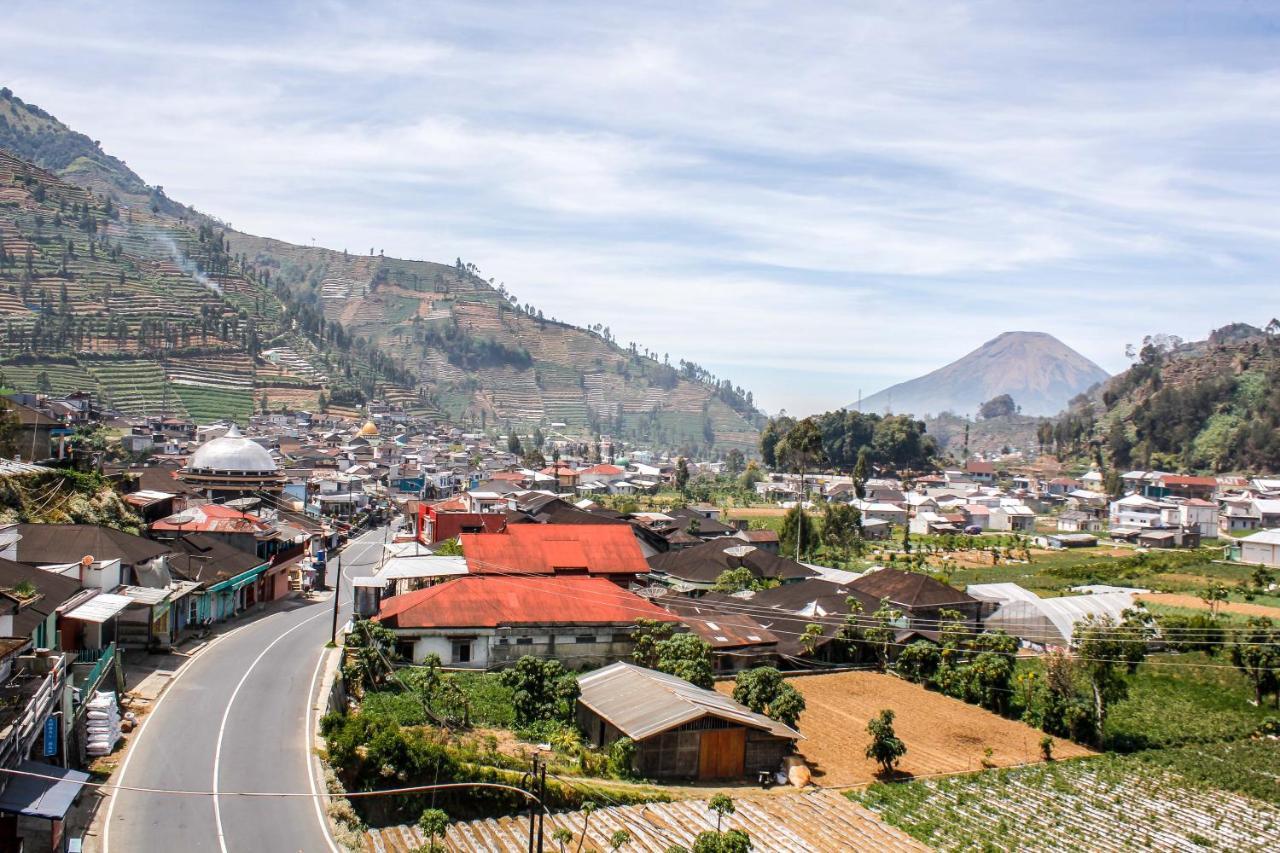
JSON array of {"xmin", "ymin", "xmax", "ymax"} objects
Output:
[
  {"xmin": 716, "ymin": 672, "xmax": 1091, "ymax": 786},
  {"xmin": 852, "ymin": 740, "xmax": 1280, "ymax": 851}
]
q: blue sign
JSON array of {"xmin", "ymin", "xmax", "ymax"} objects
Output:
[{"xmin": 43, "ymin": 716, "xmax": 58, "ymax": 757}]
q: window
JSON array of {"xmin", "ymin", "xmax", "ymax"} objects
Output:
[
  {"xmin": 515, "ymin": 637, "xmax": 533, "ymax": 646},
  {"xmin": 451, "ymin": 639, "xmax": 473, "ymax": 664},
  {"xmin": 575, "ymin": 634, "xmax": 597, "ymax": 644},
  {"xmin": 396, "ymin": 640, "xmax": 416, "ymax": 661}
]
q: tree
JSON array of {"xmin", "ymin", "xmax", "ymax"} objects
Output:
[
  {"xmin": 799, "ymin": 623, "xmax": 824, "ymax": 657},
  {"xmin": 1200, "ymin": 582, "xmax": 1230, "ymax": 618},
  {"xmin": 822, "ymin": 501, "xmax": 862, "ymax": 565},
  {"xmin": 507, "ymin": 430, "xmax": 522, "ymax": 455},
  {"xmin": 725, "ymin": 448, "xmax": 746, "ymax": 475},
  {"xmin": 978, "ymin": 394, "xmax": 1017, "ymax": 420},
  {"xmin": 418, "ymin": 808, "xmax": 449, "ymax": 853},
  {"xmin": 342, "ymin": 619, "xmax": 398, "ymax": 695},
  {"xmin": 708, "ymin": 794, "xmax": 735, "ymax": 832},
  {"xmin": 675, "ymin": 456, "xmax": 690, "ymax": 493},
  {"xmin": 691, "ymin": 830, "xmax": 750, "ymax": 853},
  {"xmin": 779, "ymin": 505, "xmax": 818, "ymax": 561},
  {"xmin": 712, "ymin": 567, "xmax": 759, "ymax": 593},
  {"xmin": 654, "ymin": 633, "xmax": 715, "ymax": 688},
  {"xmin": 732, "ymin": 667, "xmax": 806, "ymax": 727},
  {"xmin": 865, "ymin": 709, "xmax": 906, "ymax": 775},
  {"xmin": 0, "ymin": 399, "xmax": 20, "ymax": 459},
  {"xmin": 863, "ymin": 598, "xmax": 901, "ymax": 671},
  {"xmin": 631, "ymin": 618, "xmax": 676, "ymax": 668},
  {"xmin": 498, "ymin": 656, "xmax": 580, "ymax": 726},
  {"xmin": 853, "ymin": 447, "xmax": 870, "ymax": 499},
  {"xmin": 894, "ymin": 640, "xmax": 941, "ymax": 684},
  {"xmin": 1230, "ymin": 617, "xmax": 1280, "ymax": 707},
  {"xmin": 609, "ymin": 830, "xmax": 632, "ymax": 851},
  {"xmin": 1073, "ymin": 614, "xmax": 1145, "ymax": 745}
]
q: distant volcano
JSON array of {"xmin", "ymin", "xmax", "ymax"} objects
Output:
[{"xmin": 852, "ymin": 331, "xmax": 1109, "ymax": 418}]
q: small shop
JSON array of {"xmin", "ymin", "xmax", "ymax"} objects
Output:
[{"xmin": 0, "ymin": 760, "xmax": 91, "ymax": 853}]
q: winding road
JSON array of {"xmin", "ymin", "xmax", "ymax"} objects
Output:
[{"xmin": 103, "ymin": 525, "xmax": 389, "ymax": 853}]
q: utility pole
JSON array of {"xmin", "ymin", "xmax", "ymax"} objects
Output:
[{"xmin": 329, "ymin": 548, "xmax": 342, "ymax": 644}]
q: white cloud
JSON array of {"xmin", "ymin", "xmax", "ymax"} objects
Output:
[{"xmin": 3, "ymin": 0, "xmax": 1279, "ymax": 413}]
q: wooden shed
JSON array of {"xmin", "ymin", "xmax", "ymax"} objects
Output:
[{"xmin": 575, "ymin": 662, "xmax": 801, "ymax": 781}]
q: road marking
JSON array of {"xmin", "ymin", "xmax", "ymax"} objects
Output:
[
  {"xmin": 102, "ymin": 606, "xmax": 278, "ymax": 853},
  {"xmin": 213, "ymin": 528, "xmax": 385, "ymax": 853},
  {"xmin": 213, "ymin": 607, "xmax": 331, "ymax": 853},
  {"xmin": 305, "ymin": 646, "xmax": 342, "ymax": 853},
  {"xmin": 104, "ymin": 526, "xmax": 385, "ymax": 853}
]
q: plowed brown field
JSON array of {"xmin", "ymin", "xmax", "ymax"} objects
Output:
[{"xmin": 719, "ymin": 671, "xmax": 1093, "ymax": 787}]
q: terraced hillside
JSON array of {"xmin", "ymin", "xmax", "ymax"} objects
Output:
[{"xmin": 0, "ymin": 88, "xmax": 763, "ymax": 450}]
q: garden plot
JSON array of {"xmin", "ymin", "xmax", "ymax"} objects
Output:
[
  {"xmin": 715, "ymin": 672, "xmax": 1091, "ymax": 786},
  {"xmin": 854, "ymin": 747, "xmax": 1280, "ymax": 851}
]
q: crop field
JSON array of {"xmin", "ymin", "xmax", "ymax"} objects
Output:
[
  {"xmin": 717, "ymin": 672, "xmax": 1091, "ymax": 786},
  {"xmin": 852, "ymin": 741, "xmax": 1280, "ymax": 851}
]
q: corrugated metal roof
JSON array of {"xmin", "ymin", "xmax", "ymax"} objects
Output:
[
  {"xmin": 64, "ymin": 593, "xmax": 134, "ymax": 624},
  {"xmin": 364, "ymin": 790, "xmax": 926, "ymax": 852},
  {"xmin": 577, "ymin": 662, "xmax": 800, "ymax": 742}
]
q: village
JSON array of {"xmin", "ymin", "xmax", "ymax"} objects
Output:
[{"xmin": 0, "ymin": 388, "xmax": 1276, "ymax": 851}]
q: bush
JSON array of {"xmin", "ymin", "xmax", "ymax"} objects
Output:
[{"xmin": 608, "ymin": 737, "xmax": 637, "ymax": 779}]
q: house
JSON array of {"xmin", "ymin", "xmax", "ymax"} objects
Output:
[
  {"xmin": 1057, "ymin": 510, "xmax": 1103, "ymax": 534},
  {"xmin": 575, "ymin": 662, "xmax": 801, "ymax": 780},
  {"xmin": 646, "ymin": 540, "xmax": 816, "ymax": 595},
  {"xmin": 10, "ymin": 524, "xmax": 170, "ymax": 585},
  {"xmin": 460, "ymin": 524, "xmax": 651, "ymax": 586},
  {"xmin": 1137, "ymin": 528, "xmax": 1200, "ymax": 550},
  {"xmin": 658, "ymin": 597, "xmax": 780, "ymax": 673},
  {"xmin": 850, "ymin": 568, "xmax": 983, "ymax": 631},
  {"xmin": 373, "ymin": 575, "xmax": 680, "ymax": 667},
  {"xmin": 1158, "ymin": 474, "xmax": 1218, "ymax": 501},
  {"xmin": 416, "ymin": 502, "xmax": 508, "ymax": 544},
  {"xmin": 166, "ymin": 534, "xmax": 273, "ymax": 625},
  {"xmin": 1109, "ymin": 494, "xmax": 1164, "ymax": 529},
  {"xmin": 1220, "ymin": 497, "xmax": 1261, "ymax": 533},
  {"xmin": 1237, "ymin": 529, "xmax": 1280, "ymax": 568},
  {"xmin": 965, "ymin": 460, "xmax": 996, "ymax": 484},
  {"xmin": 732, "ymin": 528, "xmax": 780, "ymax": 554},
  {"xmin": 1035, "ymin": 532, "xmax": 1098, "ymax": 550},
  {"xmin": 1178, "ymin": 499, "xmax": 1219, "ymax": 539},
  {"xmin": 1080, "ymin": 470, "xmax": 1105, "ymax": 493},
  {"xmin": 1044, "ymin": 478, "xmax": 1081, "ymax": 497},
  {"xmin": 988, "ymin": 504, "xmax": 1036, "ymax": 533},
  {"xmin": 0, "ymin": 395, "xmax": 63, "ymax": 461},
  {"xmin": 1252, "ymin": 499, "xmax": 1280, "ymax": 529}
]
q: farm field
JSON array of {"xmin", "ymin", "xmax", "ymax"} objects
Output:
[
  {"xmin": 1137, "ymin": 592, "xmax": 1280, "ymax": 619},
  {"xmin": 852, "ymin": 741, "xmax": 1280, "ymax": 851},
  {"xmin": 717, "ymin": 672, "xmax": 1092, "ymax": 786}
]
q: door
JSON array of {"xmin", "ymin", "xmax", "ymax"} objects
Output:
[{"xmin": 697, "ymin": 728, "xmax": 745, "ymax": 780}]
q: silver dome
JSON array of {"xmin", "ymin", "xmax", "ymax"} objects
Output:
[{"xmin": 188, "ymin": 424, "xmax": 278, "ymax": 474}]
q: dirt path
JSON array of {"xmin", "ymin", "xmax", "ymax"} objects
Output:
[{"xmin": 1138, "ymin": 593, "xmax": 1280, "ymax": 619}]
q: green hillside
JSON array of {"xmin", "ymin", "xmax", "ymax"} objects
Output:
[{"xmin": 0, "ymin": 87, "xmax": 763, "ymax": 452}]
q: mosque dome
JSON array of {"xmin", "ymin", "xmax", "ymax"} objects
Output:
[
  {"xmin": 358, "ymin": 420, "xmax": 380, "ymax": 437},
  {"xmin": 188, "ymin": 424, "xmax": 278, "ymax": 473}
]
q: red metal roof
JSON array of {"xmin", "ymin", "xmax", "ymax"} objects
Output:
[
  {"xmin": 375, "ymin": 576, "xmax": 680, "ymax": 628},
  {"xmin": 461, "ymin": 524, "xmax": 649, "ymax": 577},
  {"xmin": 578, "ymin": 464, "xmax": 624, "ymax": 476},
  {"xmin": 1161, "ymin": 475, "xmax": 1218, "ymax": 487},
  {"xmin": 150, "ymin": 504, "xmax": 269, "ymax": 535}
]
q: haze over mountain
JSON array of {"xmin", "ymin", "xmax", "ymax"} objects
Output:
[{"xmin": 852, "ymin": 332, "xmax": 1109, "ymax": 418}]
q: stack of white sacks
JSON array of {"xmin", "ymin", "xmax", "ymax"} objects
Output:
[{"xmin": 84, "ymin": 691, "xmax": 121, "ymax": 757}]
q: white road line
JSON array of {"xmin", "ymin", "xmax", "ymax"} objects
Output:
[
  {"xmin": 102, "ymin": 610, "xmax": 265, "ymax": 853},
  {"xmin": 214, "ymin": 529, "xmax": 384, "ymax": 853},
  {"xmin": 305, "ymin": 646, "xmax": 341, "ymax": 853},
  {"xmin": 213, "ymin": 607, "xmax": 331, "ymax": 853},
  {"xmin": 105, "ymin": 526, "xmax": 385, "ymax": 853}
]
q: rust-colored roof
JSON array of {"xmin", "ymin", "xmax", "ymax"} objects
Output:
[
  {"xmin": 461, "ymin": 524, "xmax": 649, "ymax": 577},
  {"xmin": 1162, "ymin": 475, "xmax": 1218, "ymax": 487},
  {"xmin": 150, "ymin": 504, "xmax": 270, "ymax": 535},
  {"xmin": 375, "ymin": 575, "xmax": 678, "ymax": 629}
]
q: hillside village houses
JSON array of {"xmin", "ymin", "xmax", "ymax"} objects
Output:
[{"xmin": 8, "ymin": 384, "xmax": 1280, "ymax": 799}]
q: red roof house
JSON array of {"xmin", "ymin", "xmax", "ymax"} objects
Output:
[
  {"xmin": 460, "ymin": 524, "xmax": 650, "ymax": 584},
  {"xmin": 375, "ymin": 575, "xmax": 679, "ymax": 667}
]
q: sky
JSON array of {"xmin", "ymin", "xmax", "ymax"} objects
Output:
[{"xmin": 3, "ymin": 0, "xmax": 1280, "ymax": 415}]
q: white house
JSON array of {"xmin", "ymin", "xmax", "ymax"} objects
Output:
[
  {"xmin": 1238, "ymin": 529, "xmax": 1280, "ymax": 568},
  {"xmin": 1178, "ymin": 499, "xmax": 1219, "ymax": 539},
  {"xmin": 1109, "ymin": 494, "xmax": 1164, "ymax": 529}
]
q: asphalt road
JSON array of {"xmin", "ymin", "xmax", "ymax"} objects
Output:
[{"xmin": 103, "ymin": 524, "xmax": 390, "ymax": 853}]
